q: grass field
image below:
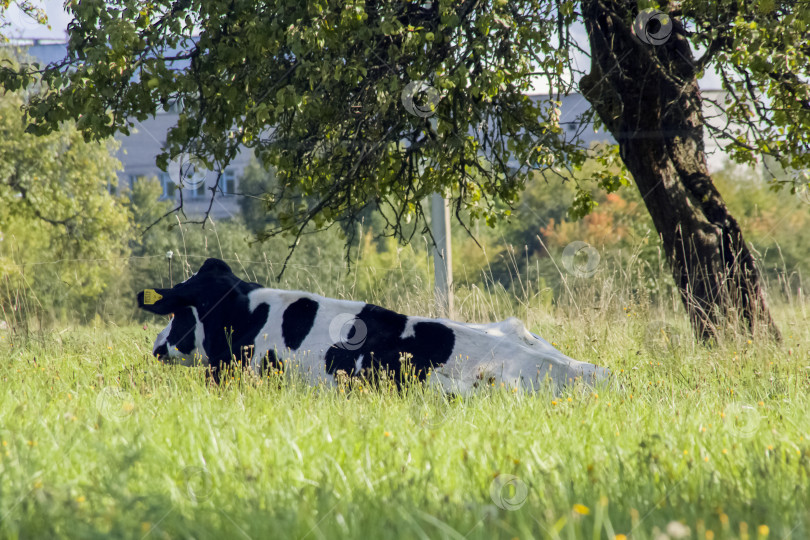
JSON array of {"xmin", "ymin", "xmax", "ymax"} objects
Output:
[{"xmin": 1, "ymin": 300, "xmax": 809, "ymax": 540}]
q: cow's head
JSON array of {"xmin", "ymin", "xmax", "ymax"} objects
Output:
[
  {"xmin": 137, "ymin": 258, "xmax": 268, "ymax": 378},
  {"xmin": 152, "ymin": 306, "xmax": 207, "ymax": 367}
]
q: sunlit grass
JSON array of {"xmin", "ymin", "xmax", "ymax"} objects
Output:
[{"xmin": 0, "ymin": 303, "xmax": 809, "ymax": 539}]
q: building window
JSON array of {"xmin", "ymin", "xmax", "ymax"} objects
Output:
[
  {"xmin": 223, "ymin": 169, "xmax": 236, "ymax": 196},
  {"xmin": 129, "ymin": 174, "xmax": 159, "ymax": 191},
  {"xmin": 158, "ymin": 172, "xmax": 176, "ymax": 199},
  {"xmin": 161, "ymin": 99, "xmax": 182, "ymax": 114},
  {"xmin": 194, "ymin": 182, "xmax": 206, "ymax": 198}
]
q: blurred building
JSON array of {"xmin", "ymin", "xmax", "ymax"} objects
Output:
[
  {"xmin": 113, "ymin": 107, "xmax": 252, "ymax": 220},
  {"xmin": 23, "ymin": 40, "xmax": 250, "ymax": 219}
]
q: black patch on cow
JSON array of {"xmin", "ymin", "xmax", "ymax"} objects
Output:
[
  {"xmin": 166, "ymin": 307, "xmax": 197, "ymax": 355},
  {"xmin": 324, "ymin": 304, "xmax": 455, "ymax": 381},
  {"xmin": 261, "ymin": 349, "xmax": 281, "ymax": 375},
  {"xmin": 154, "ymin": 342, "xmax": 169, "ymax": 359},
  {"xmin": 282, "ymin": 298, "xmax": 319, "ymax": 351},
  {"xmin": 202, "ymin": 301, "xmax": 270, "ymax": 380},
  {"xmin": 400, "ymin": 321, "xmax": 456, "ymax": 372}
]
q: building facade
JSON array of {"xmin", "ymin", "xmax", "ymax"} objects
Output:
[{"xmin": 117, "ymin": 111, "xmax": 252, "ymax": 220}]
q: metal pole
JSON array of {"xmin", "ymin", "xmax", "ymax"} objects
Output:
[{"xmin": 430, "ymin": 193, "xmax": 453, "ymax": 319}]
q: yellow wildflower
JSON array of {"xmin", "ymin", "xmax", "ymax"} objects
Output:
[{"xmin": 572, "ymin": 503, "xmax": 590, "ymax": 515}]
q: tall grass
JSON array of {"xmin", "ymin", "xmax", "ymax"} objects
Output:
[{"xmin": 0, "ymin": 251, "xmax": 808, "ymax": 539}]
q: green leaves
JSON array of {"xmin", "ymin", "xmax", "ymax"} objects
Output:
[
  {"xmin": 568, "ymin": 188, "xmax": 598, "ymax": 221},
  {"xmin": 681, "ymin": 0, "xmax": 810, "ymax": 182},
  {"xmin": 0, "ymin": 85, "xmax": 131, "ymax": 314}
]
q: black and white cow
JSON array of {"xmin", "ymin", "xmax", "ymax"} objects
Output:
[{"xmin": 139, "ymin": 258, "xmax": 609, "ymax": 391}]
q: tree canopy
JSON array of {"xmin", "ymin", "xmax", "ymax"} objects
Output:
[
  {"xmin": 3, "ymin": 1, "xmax": 806, "ymax": 233},
  {"xmin": 1, "ymin": 1, "xmax": 807, "ymax": 230},
  {"xmin": 0, "ymin": 0, "xmax": 592, "ymax": 244}
]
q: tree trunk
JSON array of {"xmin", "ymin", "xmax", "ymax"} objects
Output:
[{"xmin": 579, "ymin": 0, "xmax": 780, "ymax": 341}]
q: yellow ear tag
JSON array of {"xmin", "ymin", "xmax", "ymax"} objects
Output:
[{"xmin": 143, "ymin": 289, "xmax": 163, "ymax": 305}]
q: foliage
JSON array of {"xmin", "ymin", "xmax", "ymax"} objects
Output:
[
  {"xmin": 5, "ymin": 143, "xmax": 807, "ymax": 328},
  {"xmin": 236, "ymin": 158, "xmax": 278, "ymax": 235},
  {"xmin": 1, "ymin": 1, "xmax": 807, "ymax": 241},
  {"xmin": 123, "ymin": 176, "xmax": 390, "ymax": 314},
  {"xmin": 467, "ymin": 157, "xmax": 810, "ymax": 309},
  {"xmin": 710, "ymin": 164, "xmax": 810, "ymax": 291},
  {"xmin": 125, "ymin": 176, "xmax": 332, "ymax": 288},
  {"xmin": 0, "ymin": 87, "xmax": 131, "ymax": 325},
  {"xmin": 677, "ymin": 0, "xmax": 810, "ymax": 174},
  {"xmin": 352, "ymin": 233, "xmax": 432, "ymax": 302}
]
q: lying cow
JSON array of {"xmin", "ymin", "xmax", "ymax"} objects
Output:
[{"xmin": 138, "ymin": 258, "xmax": 609, "ymax": 392}]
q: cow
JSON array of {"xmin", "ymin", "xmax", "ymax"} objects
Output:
[{"xmin": 138, "ymin": 258, "xmax": 609, "ymax": 392}]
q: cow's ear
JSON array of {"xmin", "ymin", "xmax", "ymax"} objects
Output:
[
  {"xmin": 137, "ymin": 288, "xmax": 185, "ymax": 315},
  {"xmin": 198, "ymin": 258, "xmax": 233, "ymax": 275}
]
